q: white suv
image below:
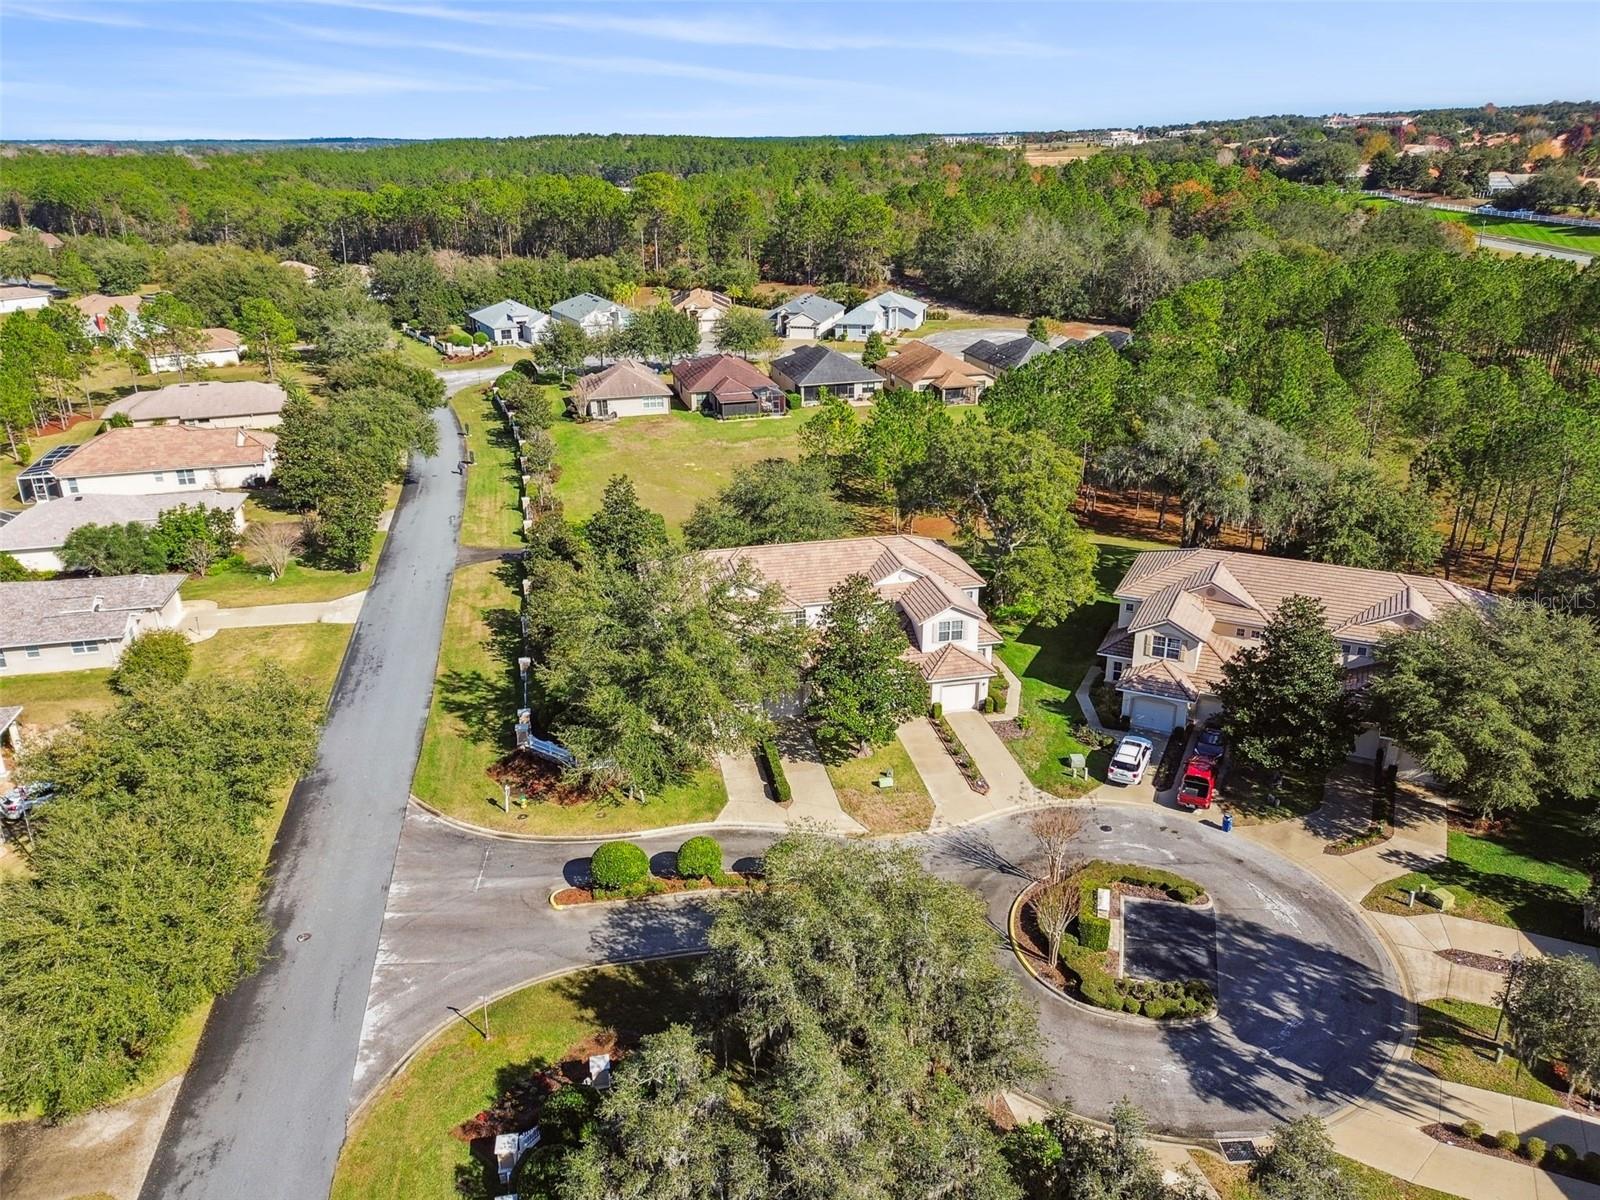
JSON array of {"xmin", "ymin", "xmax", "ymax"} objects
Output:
[{"xmin": 1106, "ymin": 735, "xmax": 1154, "ymax": 786}]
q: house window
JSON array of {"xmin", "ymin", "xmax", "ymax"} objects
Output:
[
  {"xmin": 642, "ymin": 397, "xmax": 667, "ymax": 411},
  {"xmin": 1340, "ymin": 643, "xmax": 1352, "ymax": 656},
  {"xmin": 176, "ymin": 469, "xmax": 197, "ymax": 485},
  {"xmin": 0, "ymin": 650, "xmax": 6, "ymax": 668},
  {"xmin": 1109, "ymin": 660, "xmax": 1125, "ymax": 681},
  {"xmin": 153, "ymin": 472, "xmax": 164, "ymax": 482},
  {"xmin": 1150, "ymin": 634, "xmax": 1183, "ymax": 660},
  {"xmin": 70, "ymin": 640, "xmax": 101, "ymax": 655},
  {"xmin": 65, "ymin": 478, "xmax": 79, "ymax": 494},
  {"xmin": 25, "ymin": 646, "xmax": 41, "ymax": 658},
  {"xmin": 1236, "ymin": 627, "xmax": 1249, "ymax": 638},
  {"xmin": 1124, "ymin": 602, "xmax": 1138, "ymax": 614},
  {"xmin": 791, "ymin": 611, "xmax": 807, "ymax": 627},
  {"xmin": 936, "ymin": 619, "xmax": 964, "ymax": 643}
]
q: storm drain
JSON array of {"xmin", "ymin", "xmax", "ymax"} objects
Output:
[{"xmin": 1218, "ymin": 1140, "xmax": 1258, "ymax": 1164}]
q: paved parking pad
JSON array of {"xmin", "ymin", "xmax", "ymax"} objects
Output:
[{"xmin": 1122, "ymin": 896, "xmax": 1218, "ymax": 984}]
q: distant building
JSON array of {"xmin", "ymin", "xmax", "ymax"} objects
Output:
[
  {"xmin": 279, "ymin": 259, "xmax": 320, "ymax": 280},
  {"xmin": 1485, "ymin": 171, "xmax": 1534, "ymax": 195},
  {"xmin": 669, "ymin": 288, "xmax": 733, "ymax": 337},
  {"xmin": 963, "ymin": 335, "xmax": 1053, "ymax": 374},
  {"xmin": 467, "ymin": 299, "xmax": 550, "ymax": 346},
  {"xmin": 835, "ymin": 290, "xmax": 927, "ymax": 341},
  {"xmin": 145, "ymin": 327, "xmax": 245, "ymax": 374},
  {"xmin": 550, "ymin": 293, "xmax": 631, "ymax": 336},
  {"xmin": 768, "ymin": 345, "xmax": 883, "ymax": 405},
  {"xmin": 939, "ymin": 133, "xmax": 1019, "ymax": 147},
  {"xmin": 875, "ymin": 341, "xmax": 992, "ymax": 404},
  {"xmin": 1102, "ymin": 130, "xmax": 1144, "ymax": 147},
  {"xmin": 766, "ymin": 293, "xmax": 844, "ymax": 341},
  {"xmin": 0, "ymin": 228, "xmax": 62, "ymax": 250},
  {"xmin": 1324, "ymin": 114, "xmax": 1415, "ymax": 131},
  {"xmin": 671, "ymin": 355, "xmax": 787, "ymax": 419},
  {"xmin": 0, "ymin": 284, "xmax": 54, "ymax": 315},
  {"xmin": 0, "ymin": 490, "xmax": 246, "ymax": 572},
  {"xmin": 74, "ymin": 292, "xmax": 146, "ymax": 343}
]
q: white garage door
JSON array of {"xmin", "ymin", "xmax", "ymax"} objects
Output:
[
  {"xmin": 1128, "ymin": 695, "xmax": 1182, "ymax": 734},
  {"xmin": 940, "ymin": 682, "xmax": 980, "ymax": 712}
]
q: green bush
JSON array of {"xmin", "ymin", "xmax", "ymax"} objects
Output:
[
  {"xmin": 1548, "ymin": 1143, "xmax": 1576, "ymax": 1169},
  {"xmin": 1078, "ymin": 914, "xmax": 1110, "ymax": 952},
  {"xmin": 676, "ymin": 835, "xmax": 723, "ymax": 880},
  {"xmin": 539, "ymin": 1084, "xmax": 596, "ymax": 1145},
  {"xmin": 472, "ymin": 331, "xmax": 490, "ymax": 345},
  {"xmin": 930, "ymin": 701, "xmax": 943, "ymax": 719},
  {"xmin": 446, "ymin": 331, "xmax": 472, "ymax": 347},
  {"xmin": 1173, "ymin": 885, "xmax": 1198, "ymax": 903},
  {"xmin": 1458, "ymin": 1119, "xmax": 1483, "ymax": 1142},
  {"xmin": 1077, "ymin": 971, "xmax": 1119, "ymax": 1009},
  {"xmin": 109, "ymin": 630, "xmax": 193, "ymax": 695},
  {"xmin": 758, "ymin": 738, "xmax": 792, "ymax": 804},
  {"xmin": 1524, "ymin": 1137, "xmax": 1546, "ymax": 1165},
  {"xmin": 1122, "ymin": 995, "xmax": 1141, "ymax": 1013},
  {"xmin": 1495, "ymin": 1130, "xmax": 1520, "ymax": 1154},
  {"xmin": 1581, "ymin": 1150, "xmax": 1600, "ymax": 1181},
  {"xmin": 590, "ymin": 841, "xmax": 649, "ymax": 890}
]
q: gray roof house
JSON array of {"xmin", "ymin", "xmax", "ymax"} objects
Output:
[
  {"xmin": 836, "ymin": 290, "xmax": 927, "ymax": 340},
  {"xmin": 767, "ymin": 294, "xmax": 844, "ymax": 340},
  {"xmin": 467, "ymin": 300, "xmax": 550, "ymax": 346},
  {"xmin": 768, "ymin": 344, "xmax": 884, "ymax": 405},
  {"xmin": 0, "ymin": 573, "xmax": 188, "ymax": 676},
  {"xmin": 964, "ymin": 336, "xmax": 1054, "ymax": 373},
  {"xmin": 550, "ymin": 293, "xmax": 632, "ymax": 335},
  {"xmin": 0, "ymin": 490, "xmax": 246, "ymax": 573}
]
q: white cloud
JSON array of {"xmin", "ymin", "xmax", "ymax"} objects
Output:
[{"xmin": 3, "ymin": 3, "xmax": 148, "ymax": 28}]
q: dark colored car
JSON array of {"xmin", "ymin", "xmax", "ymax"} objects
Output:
[{"xmin": 1193, "ymin": 722, "xmax": 1228, "ymax": 764}]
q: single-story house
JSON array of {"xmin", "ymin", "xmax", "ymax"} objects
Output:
[
  {"xmin": 669, "ymin": 288, "xmax": 733, "ymax": 336},
  {"xmin": 0, "ymin": 284, "xmax": 54, "ymax": 315},
  {"xmin": 74, "ymin": 293, "xmax": 147, "ymax": 343},
  {"xmin": 0, "ymin": 490, "xmax": 246, "ymax": 573},
  {"xmin": 16, "ymin": 427, "xmax": 277, "ymax": 503},
  {"xmin": 102, "ymin": 380, "xmax": 288, "ymax": 429},
  {"xmin": 964, "ymin": 335, "xmax": 1053, "ymax": 374},
  {"xmin": 0, "ymin": 228, "xmax": 63, "ymax": 250},
  {"xmin": 875, "ymin": 341, "xmax": 993, "ymax": 403},
  {"xmin": 835, "ymin": 290, "xmax": 927, "ymax": 341},
  {"xmin": 1098, "ymin": 548, "xmax": 1492, "ymax": 744},
  {"xmin": 1485, "ymin": 171, "xmax": 1534, "ymax": 195},
  {"xmin": 467, "ymin": 299, "xmax": 550, "ymax": 346},
  {"xmin": 671, "ymin": 355, "xmax": 787, "ymax": 419},
  {"xmin": 767, "ymin": 293, "xmax": 844, "ymax": 341},
  {"xmin": 145, "ymin": 327, "xmax": 245, "ymax": 374},
  {"xmin": 550, "ymin": 293, "xmax": 632, "ymax": 336},
  {"xmin": 768, "ymin": 344, "xmax": 883, "ymax": 404},
  {"xmin": 702, "ymin": 534, "xmax": 1001, "ymax": 711},
  {"xmin": 570, "ymin": 360, "xmax": 674, "ymax": 420},
  {"xmin": 0, "ymin": 573, "xmax": 187, "ymax": 676}
]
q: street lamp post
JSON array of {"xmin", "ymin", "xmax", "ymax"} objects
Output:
[
  {"xmin": 1492, "ymin": 951, "xmax": 1524, "ymax": 1061},
  {"xmin": 517, "ymin": 656, "xmax": 532, "ymax": 709}
]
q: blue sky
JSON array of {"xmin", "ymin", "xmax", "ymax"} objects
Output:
[{"xmin": 2, "ymin": 1, "xmax": 1596, "ymax": 141}]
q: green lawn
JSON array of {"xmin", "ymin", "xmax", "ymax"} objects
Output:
[
  {"xmin": 1218, "ymin": 764, "xmax": 1326, "ymax": 824},
  {"xmin": 181, "ymin": 534, "xmax": 383, "ymax": 607},
  {"xmin": 995, "ymin": 535, "xmax": 1160, "ymax": 796},
  {"xmin": 332, "ymin": 959, "xmax": 698, "ymax": 1200},
  {"xmin": 826, "ymin": 739, "xmax": 933, "ymax": 834},
  {"xmin": 1362, "ymin": 798, "xmax": 1596, "ymax": 942},
  {"xmin": 1362, "ymin": 197, "xmax": 1600, "ymax": 254},
  {"xmin": 551, "ymin": 406, "xmax": 819, "ymax": 529},
  {"xmin": 451, "ymin": 384, "xmax": 532, "ymax": 547},
  {"xmin": 410, "ymin": 559, "xmax": 725, "ymax": 835},
  {"xmin": 395, "ymin": 336, "xmax": 535, "ymax": 374},
  {"xmin": 1414, "ymin": 999, "xmax": 1563, "ymax": 1105},
  {"xmin": 1191, "ymin": 1149, "xmax": 1466, "ymax": 1200}
]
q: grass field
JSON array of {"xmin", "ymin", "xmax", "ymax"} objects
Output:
[
  {"xmin": 332, "ymin": 959, "xmax": 698, "ymax": 1200},
  {"xmin": 826, "ymin": 739, "xmax": 933, "ymax": 833},
  {"xmin": 451, "ymin": 384, "xmax": 530, "ymax": 547},
  {"xmin": 550, "ymin": 406, "xmax": 819, "ymax": 529},
  {"xmin": 1362, "ymin": 197, "xmax": 1600, "ymax": 254},
  {"xmin": 1414, "ymin": 999, "xmax": 1562, "ymax": 1105},
  {"xmin": 995, "ymin": 535, "xmax": 1159, "ymax": 796},
  {"xmin": 181, "ymin": 534, "xmax": 383, "ymax": 607},
  {"xmin": 1363, "ymin": 796, "xmax": 1595, "ymax": 942},
  {"xmin": 1190, "ymin": 1148, "xmax": 1466, "ymax": 1200}
]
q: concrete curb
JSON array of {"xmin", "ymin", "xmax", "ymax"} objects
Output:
[
  {"xmin": 408, "ymin": 795, "xmax": 793, "ymax": 843},
  {"xmin": 547, "ymin": 880, "xmax": 754, "ymax": 911}
]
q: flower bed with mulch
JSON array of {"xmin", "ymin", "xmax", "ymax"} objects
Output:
[
  {"xmin": 1325, "ymin": 822, "xmax": 1394, "ymax": 855},
  {"xmin": 929, "ymin": 712, "xmax": 989, "ymax": 794},
  {"xmin": 553, "ymin": 872, "xmax": 761, "ymax": 907},
  {"xmin": 1423, "ymin": 1122, "xmax": 1600, "ymax": 1185},
  {"xmin": 1435, "ymin": 948, "xmax": 1511, "ymax": 973}
]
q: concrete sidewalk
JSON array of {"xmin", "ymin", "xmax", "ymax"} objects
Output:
[
  {"xmin": 987, "ymin": 656, "xmax": 1022, "ymax": 721},
  {"xmin": 182, "ymin": 590, "xmax": 366, "ymax": 635},
  {"xmin": 715, "ymin": 727, "xmax": 863, "ymax": 833}
]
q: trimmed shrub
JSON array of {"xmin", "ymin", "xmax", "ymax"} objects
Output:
[
  {"xmin": 1548, "ymin": 1144, "xmax": 1577, "ymax": 1170},
  {"xmin": 109, "ymin": 629, "xmax": 193, "ymax": 695},
  {"xmin": 758, "ymin": 738, "xmax": 792, "ymax": 804},
  {"xmin": 1122, "ymin": 995, "xmax": 1141, "ymax": 1013},
  {"xmin": 1173, "ymin": 885, "xmax": 1198, "ymax": 903},
  {"xmin": 1524, "ymin": 1137, "xmax": 1546, "ymax": 1165},
  {"xmin": 1495, "ymin": 1130, "xmax": 1520, "ymax": 1155},
  {"xmin": 676, "ymin": 835, "xmax": 722, "ymax": 881},
  {"xmin": 930, "ymin": 701, "xmax": 943, "ymax": 719},
  {"xmin": 1077, "ymin": 972, "xmax": 1119, "ymax": 1009},
  {"xmin": 472, "ymin": 331, "xmax": 490, "ymax": 345},
  {"xmin": 1581, "ymin": 1151, "xmax": 1600, "ymax": 1182},
  {"xmin": 446, "ymin": 331, "xmax": 472, "ymax": 347},
  {"xmin": 1458, "ymin": 1119, "xmax": 1483, "ymax": 1142},
  {"xmin": 590, "ymin": 841, "xmax": 649, "ymax": 890},
  {"xmin": 1078, "ymin": 914, "xmax": 1111, "ymax": 952}
]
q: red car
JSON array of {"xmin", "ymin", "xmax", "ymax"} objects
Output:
[{"xmin": 1177, "ymin": 758, "xmax": 1216, "ymax": 810}]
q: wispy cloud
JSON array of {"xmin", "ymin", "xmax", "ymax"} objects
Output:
[
  {"xmin": 210, "ymin": 53, "xmax": 530, "ymax": 98},
  {"xmin": 4, "ymin": 2, "xmax": 147, "ymax": 28}
]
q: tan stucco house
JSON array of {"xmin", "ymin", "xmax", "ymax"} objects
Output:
[
  {"xmin": 16, "ymin": 427, "xmax": 277, "ymax": 503},
  {"xmin": 101, "ymin": 380, "xmax": 288, "ymax": 429},
  {"xmin": 875, "ymin": 341, "xmax": 993, "ymax": 403},
  {"xmin": 570, "ymin": 360, "xmax": 673, "ymax": 419}
]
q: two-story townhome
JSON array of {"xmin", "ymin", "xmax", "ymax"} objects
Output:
[
  {"xmin": 15, "ymin": 427, "xmax": 276, "ymax": 503},
  {"xmin": 550, "ymin": 293, "xmax": 632, "ymax": 336},
  {"xmin": 835, "ymin": 290, "xmax": 927, "ymax": 341},
  {"xmin": 875, "ymin": 341, "xmax": 993, "ymax": 403},
  {"xmin": 467, "ymin": 299, "xmax": 550, "ymax": 345},
  {"xmin": 767, "ymin": 293, "xmax": 844, "ymax": 340},
  {"xmin": 702, "ymin": 534, "xmax": 1001, "ymax": 711},
  {"xmin": 1098, "ymin": 548, "xmax": 1493, "ymax": 740}
]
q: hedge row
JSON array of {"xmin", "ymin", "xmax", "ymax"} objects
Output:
[{"xmin": 758, "ymin": 738, "xmax": 792, "ymax": 805}]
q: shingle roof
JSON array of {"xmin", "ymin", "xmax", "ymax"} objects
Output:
[
  {"xmin": 102, "ymin": 380, "xmax": 287, "ymax": 424},
  {"xmin": 0, "ymin": 574, "xmax": 184, "ymax": 648},
  {"xmin": 0, "ymin": 491, "xmax": 244, "ymax": 553},
  {"xmin": 571, "ymin": 360, "xmax": 671, "ymax": 402},
  {"xmin": 964, "ymin": 336, "xmax": 1052, "ymax": 371},
  {"xmin": 877, "ymin": 341, "xmax": 989, "ymax": 389},
  {"xmin": 551, "ymin": 293, "xmax": 626, "ymax": 322},
  {"xmin": 769, "ymin": 344, "xmax": 880, "ymax": 388},
  {"xmin": 670, "ymin": 288, "xmax": 731, "ymax": 312},
  {"xmin": 671, "ymin": 354, "xmax": 775, "ymax": 399},
  {"xmin": 768, "ymin": 294, "xmax": 844, "ymax": 323},
  {"xmin": 73, "ymin": 293, "xmax": 146, "ymax": 320},
  {"xmin": 840, "ymin": 290, "xmax": 926, "ymax": 327},
  {"xmin": 52, "ymin": 427, "xmax": 277, "ymax": 478},
  {"xmin": 468, "ymin": 299, "xmax": 545, "ymax": 327}
]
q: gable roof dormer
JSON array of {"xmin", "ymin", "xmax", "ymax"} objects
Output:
[
  {"xmin": 1340, "ymin": 583, "xmax": 1436, "ymax": 634},
  {"xmin": 1127, "ymin": 582, "xmax": 1214, "ymax": 640},
  {"xmin": 1180, "ymin": 560, "xmax": 1263, "ymax": 616}
]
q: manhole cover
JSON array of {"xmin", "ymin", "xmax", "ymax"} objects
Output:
[
  {"xmin": 295, "ymin": 932, "xmax": 312, "ymax": 943},
  {"xmin": 1218, "ymin": 1140, "xmax": 1258, "ymax": 1163}
]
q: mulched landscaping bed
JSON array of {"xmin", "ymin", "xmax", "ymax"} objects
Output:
[
  {"xmin": 1422, "ymin": 1122, "xmax": 1600, "ymax": 1183},
  {"xmin": 490, "ymin": 752, "xmax": 595, "ymax": 807},
  {"xmin": 554, "ymin": 872, "xmax": 759, "ymax": 906},
  {"xmin": 454, "ymin": 1031, "xmax": 636, "ymax": 1143},
  {"xmin": 990, "ymin": 719, "xmax": 1025, "ymax": 742},
  {"xmin": 1435, "ymin": 948, "xmax": 1511, "ymax": 973},
  {"xmin": 1325, "ymin": 824, "xmax": 1394, "ymax": 855}
]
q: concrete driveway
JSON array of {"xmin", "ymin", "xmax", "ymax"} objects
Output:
[{"xmin": 356, "ymin": 801, "xmax": 1404, "ymax": 1138}]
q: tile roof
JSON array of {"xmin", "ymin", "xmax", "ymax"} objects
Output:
[
  {"xmin": 0, "ymin": 574, "xmax": 184, "ymax": 648},
  {"xmin": 769, "ymin": 344, "xmax": 880, "ymax": 388},
  {"xmin": 571, "ymin": 360, "xmax": 671, "ymax": 402},
  {"xmin": 702, "ymin": 534, "xmax": 983, "ymax": 609},
  {"xmin": 897, "ymin": 573, "xmax": 983, "ymax": 625},
  {"xmin": 188, "ymin": 327, "xmax": 244, "ymax": 355},
  {"xmin": 53, "ymin": 427, "xmax": 277, "ymax": 478},
  {"xmin": 964, "ymin": 336, "xmax": 1052, "ymax": 371},
  {"xmin": 1097, "ymin": 628, "xmax": 1135, "ymax": 658},
  {"xmin": 877, "ymin": 341, "xmax": 990, "ymax": 390},
  {"xmin": 1127, "ymin": 582, "xmax": 1214, "ymax": 639},
  {"xmin": 102, "ymin": 380, "xmax": 287, "ymax": 424},
  {"xmin": 1117, "ymin": 660, "xmax": 1200, "ymax": 701},
  {"xmin": 910, "ymin": 642, "xmax": 995, "ymax": 683},
  {"xmin": 671, "ymin": 354, "xmax": 776, "ymax": 400},
  {"xmin": 0, "ymin": 491, "xmax": 244, "ymax": 553}
]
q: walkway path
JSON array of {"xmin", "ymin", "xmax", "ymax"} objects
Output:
[
  {"xmin": 182, "ymin": 590, "xmax": 366, "ymax": 636},
  {"xmin": 899, "ymin": 716, "xmax": 999, "ymax": 827},
  {"xmin": 715, "ymin": 723, "xmax": 863, "ymax": 833},
  {"xmin": 139, "ymin": 405, "xmax": 465, "ymax": 1200},
  {"xmin": 987, "ymin": 656, "xmax": 1023, "ymax": 721}
]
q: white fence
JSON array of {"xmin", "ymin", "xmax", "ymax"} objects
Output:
[{"xmin": 1366, "ymin": 190, "xmax": 1600, "ymax": 230}]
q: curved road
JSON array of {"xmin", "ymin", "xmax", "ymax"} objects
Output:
[
  {"xmin": 140, "ymin": 401, "xmax": 468, "ymax": 1200},
  {"xmin": 359, "ymin": 799, "xmax": 1404, "ymax": 1139}
]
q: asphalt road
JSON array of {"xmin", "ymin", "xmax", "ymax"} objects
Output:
[
  {"xmin": 1474, "ymin": 233, "xmax": 1594, "ymax": 264},
  {"xmin": 357, "ymin": 800, "xmax": 1404, "ymax": 1138},
  {"xmin": 139, "ymin": 403, "xmax": 465, "ymax": 1200}
]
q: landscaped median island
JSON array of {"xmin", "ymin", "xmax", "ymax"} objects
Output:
[
  {"xmin": 929, "ymin": 702, "xmax": 989, "ymax": 793},
  {"xmin": 1014, "ymin": 858, "xmax": 1216, "ymax": 1020},
  {"xmin": 550, "ymin": 835, "xmax": 761, "ymax": 906}
]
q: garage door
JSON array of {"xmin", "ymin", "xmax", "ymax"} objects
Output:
[
  {"xmin": 1128, "ymin": 695, "xmax": 1182, "ymax": 734},
  {"xmin": 940, "ymin": 682, "xmax": 980, "ymax": 712}
]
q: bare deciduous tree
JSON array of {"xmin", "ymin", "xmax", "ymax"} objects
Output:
[
  {"xmin": 246, "ymin": 521, "xmax": 301, "ymax": 581},
  {"xmin": 1033, "ymin": 880, "xmax": 1075, "ymax": 968},
  {"xmin": 1031, "ymin": 808, "xmax": 1086, "ymax": 883}
]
